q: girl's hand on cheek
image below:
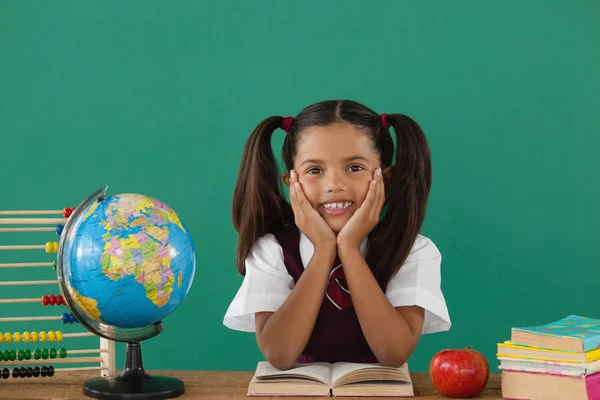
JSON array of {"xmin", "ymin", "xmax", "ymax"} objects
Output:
[
  {"xmin": 337, "ymin": 168, "xmax": 385, "ymax": 251},
  {"xmin": 289, "ymin": 170, "xmax": 336, "ymax": 251}
]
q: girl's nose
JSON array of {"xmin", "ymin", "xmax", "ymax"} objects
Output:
[{"xmin": 324, "ymin": 171, "xmax": 348, "ymax": 193}]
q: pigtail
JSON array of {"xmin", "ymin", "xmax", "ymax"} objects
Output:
[
  {"xmin": 232, "ymin": 117, "xmax": 293, "ymax": 275},
  {"xmin": 367, "ymin": 114, "xmax": 432, "ymax": 290}
]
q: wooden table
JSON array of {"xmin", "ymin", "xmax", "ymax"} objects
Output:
[{"xmin": 0, "ymin": 371, "xmax": 502, "ymax": 399}]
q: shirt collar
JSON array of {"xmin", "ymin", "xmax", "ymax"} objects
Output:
[{"xmin": 299, "ymin": 232, "xmax": 368, "ymax": 268}]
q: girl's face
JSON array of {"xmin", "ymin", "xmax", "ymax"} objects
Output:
[{"xmin": 284, "ymin": 123, "xmax": 385, "ymax": 233}]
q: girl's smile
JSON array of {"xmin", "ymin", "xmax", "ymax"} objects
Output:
[{"xmin": 319, "ymin": 199, "xmax": 354, "ymax": 216}]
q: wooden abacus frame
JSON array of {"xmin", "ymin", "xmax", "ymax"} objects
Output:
[{"xmin": 0, "ymin": 209, "xmax": 115, "ymax": 379}]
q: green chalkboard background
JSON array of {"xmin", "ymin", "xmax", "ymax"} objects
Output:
[{"xmin": 1, "ymin": 0, "xmax": 598, "ymax": 373}]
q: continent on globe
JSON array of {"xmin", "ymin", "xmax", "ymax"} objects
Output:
[{"xmin": 71, "ymin": 288, "xmax": 102, "ymax": 321}]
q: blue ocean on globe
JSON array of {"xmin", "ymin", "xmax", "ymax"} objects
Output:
[{"xmin": 62, "ymin": 193, "xmax": 195, "ymax": 329}]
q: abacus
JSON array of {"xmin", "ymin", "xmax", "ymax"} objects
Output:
[{"xmin": 0, "ymin": 208, "xmax": 115, "ymax": 380}]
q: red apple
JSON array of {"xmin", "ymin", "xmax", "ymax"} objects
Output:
[{"xmin": 429, "ymin": 346, "xmax": 489, "ymax": 398}]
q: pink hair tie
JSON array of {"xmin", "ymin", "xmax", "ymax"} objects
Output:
[
  {"xmin": 380, "ymin": 113, "xmax": 391, "ymax": 129},
  {"xmin": 281, "ymin": 116, "xmax": 294, "ymax": 132}
]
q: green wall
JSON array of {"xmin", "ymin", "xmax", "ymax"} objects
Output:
[{"xmin": 1, "ymin": 0, "xmax": 598, "ymax": 373}]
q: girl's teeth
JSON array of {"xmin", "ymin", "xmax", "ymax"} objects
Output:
[{"xmin": 324, "ymin": 202, "xmax": 352, "ymax": 209}]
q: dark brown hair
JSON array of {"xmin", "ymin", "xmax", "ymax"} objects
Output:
[{"xmin": 232, "ymin": 100, "xmax": 431, "ymax": 290}]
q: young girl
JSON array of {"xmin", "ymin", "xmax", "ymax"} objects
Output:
[{"xmin": 224, "ymin": 100, "xmax": 450, "ymax": 370}]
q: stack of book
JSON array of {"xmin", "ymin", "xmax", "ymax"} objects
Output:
[{"xmin": 498, "ymin": 315, "xmax": 600, "ymax": 400}]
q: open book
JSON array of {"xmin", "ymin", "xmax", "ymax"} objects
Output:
[{"xmin": 248, "ymin": 361, "xmax": 413, "ymax": 397}]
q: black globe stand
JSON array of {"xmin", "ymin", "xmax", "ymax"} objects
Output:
[{"xmin": 83, "ymin": 341, "xmax": 184, "ymax": 400}]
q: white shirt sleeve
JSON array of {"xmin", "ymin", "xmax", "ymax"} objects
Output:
[
  {"xmin": 223, "ymin": 234, "xmax": 294, "ymax": 332},
  {"xmin": 385, "ymin": 235, "xmax": 451, "ymax": 334}
]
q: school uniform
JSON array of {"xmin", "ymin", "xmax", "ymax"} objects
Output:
[{"xmin": 223, "ymin": 224, "xmax": 451, "ymax": 364}]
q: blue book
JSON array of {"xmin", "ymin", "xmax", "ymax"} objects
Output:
[{"xmin": 511, "ymin": 315, "xmax": 600, "ymax": 352}]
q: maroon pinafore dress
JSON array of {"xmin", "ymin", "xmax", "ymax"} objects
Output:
[{"xmin": 272, "ymin": 224, "xmax": 378, "ymax": 364}]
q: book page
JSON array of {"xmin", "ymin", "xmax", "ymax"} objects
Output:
[
  {"xmin": 331, "ymin": 362, "xmax": 411, "ymax": 384},
  {"xmin": 254, "ymin": 361, "xmax": 333, "ymax": 385},
  {"xmin": 331, "ymin": 362, "xmax": 410, "ymax": 385},
  {"xmin": 331, "ymin": 362, "xmax": 379, "ymax": 384}
]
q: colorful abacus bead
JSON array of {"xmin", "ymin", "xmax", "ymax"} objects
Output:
[
  {"xmin": 9, "ymin": 351, "xmax": 16, "ymax": 361},
  {"xmin": 32, "ymin": 366, "xmax": 40, "ymax": 377},
  {"xmin": 17, "ymin": 350, "xmax": 24, "ymax": 361},
  {"xmin": 63, "ymin": 207, "xmax": 74, "ymax": 218},
  {"xmin": 4, "ymin": 332, "xmax": 12, "ymax": 343},
  {"xmin": 40, "ymin": 366, "xmax": 48, "ymax": 377},
  {"xmin": 41, "ymin": 349, "xmax": 48, "ymax": 359},
  {"xmin": 47, "ymin": 331, "xmax": 56, "ymax": 342},
  {"xmin": 39, "ymin": 331, "xmax": 47, "ymax": 342},
  {"xmin": 48, "ymin": 366, "xmax": 54, "ymax": 377},
  {"xmin": 2, "ymin": 350, "xmax": 10, "ymax": 361},
  {"xmin": 2, "ymin": 368, "xmax": 8, "ymax": 379},
  {"xmin": 49, "ymin": 348, "xmax": 57, "ymax": 359},
  {"xmin": 59, "ymin": 348, "xmax": 67, "ymax": 358},
  {"xmin": 60, "ymin": 312, "xmax": 74, "ymax": 323},
  {"xmin": 24, "ymin": 349, "xmax": 31, "ymax": 360},
  {"xmin": 31, "ymin": 332, "xmax": 39, "ymax": 342},
  {"xmin": 55, "ymin": 331, "xmax": 63, "ymax": 342},
  {"xmin": 52, "ymin": 260, "xmax": 57, "ymax": 270},
  {"xmin": 45, "ymin": 241, "xmax": 59, "ymax": 253},
  {"xmin": 57, "ymin": 295, "xmax": 64, "ymax": 305},
  {"xmin": 26, "ymin": 367, "xmax": 33, "ymax": 378},
  {"xmin": 12, "ymin": 368, "xmax": 18, "ymax": 378},
  {"xmin": 56, "ymin": 224, "xmax": 64, "ymax": 235},
  {"xmin": 42, "ymin": 295, "xmax": 50, "ymax": 306},
  {"xmin": 13, "ymin": 332, "xmax": 22, "ymax": 342},
  {"xmin": 49, "ymin": 295, "xmax": 56, "ymax": 305},
  {"xmin": 34, "ymin": 349, "xmax": 41, "ymax": 360},
  {"xmin": 23, "ymin": 332, "xmax": 31, "ymax": 342}
]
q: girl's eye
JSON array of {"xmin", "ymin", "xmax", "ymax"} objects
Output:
[
  {"xmin": 347, "ymin": 165, "xmax": 364, "ymax": 172},
  {"xmin": 307, "ymin": 167, "xmax": 322, "ymax": 174}
]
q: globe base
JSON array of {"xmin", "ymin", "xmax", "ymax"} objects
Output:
[
  {"xmin": 83, "ymin": 375, "xmax": 184, "ymax": 400},
  {"xmin": 83, "ymin": 340, "xmax": 184, "ymax": 400}
]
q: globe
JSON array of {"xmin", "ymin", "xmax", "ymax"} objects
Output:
[
  {"xmin": 60, "ymin": 191, "xmax": 195, "ymax": 329},
  {"xmin": 56, "ymin": 186, "xmax": 196, "ymax": 399}
]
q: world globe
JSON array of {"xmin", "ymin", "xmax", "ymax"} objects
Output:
[
  {"xmin": 56, "ymin": 186, "xmax": 196, "ymax": 399},
  {"xmin": 61, "ymin": 191, "xmax": 195, "ymax": 329}
]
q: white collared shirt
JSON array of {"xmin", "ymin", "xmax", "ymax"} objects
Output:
[{"xmin": 223, "ymin": 232, "xmax": 451, "ymax": 334}]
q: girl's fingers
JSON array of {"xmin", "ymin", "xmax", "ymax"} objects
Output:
[
  {"xmin": 292, "ymin": 170, "xmax": 312, "ymax": 219},
  {"xmin": 369, "ymin": 168, "xmax": 384, "ymax": 220},
  {"xmin": 376, "ymin": 168, "xmax": 385, "ymax": 212},
  {"xmin": 363, "ymin": 175, "xmax": 377, "ymax": 212},
  {"xmin": 290, "ymin": 170, "xmax": 306, "ymax": 215},
  {"xmin": 288, "ymin": 171, "xmax": 295, "ymax": 201},
  {"xmin": 295, "ymin": 180, "xmax": 310, "ymax": 212},
  {"xmin": 289, "ymin": 171, "xmax": 301, "ymax": 215}
]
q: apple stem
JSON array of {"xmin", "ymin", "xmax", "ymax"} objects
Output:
[{"xmin": 465, "ymin": 345, "xmax": 471, "ymax": 350}]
